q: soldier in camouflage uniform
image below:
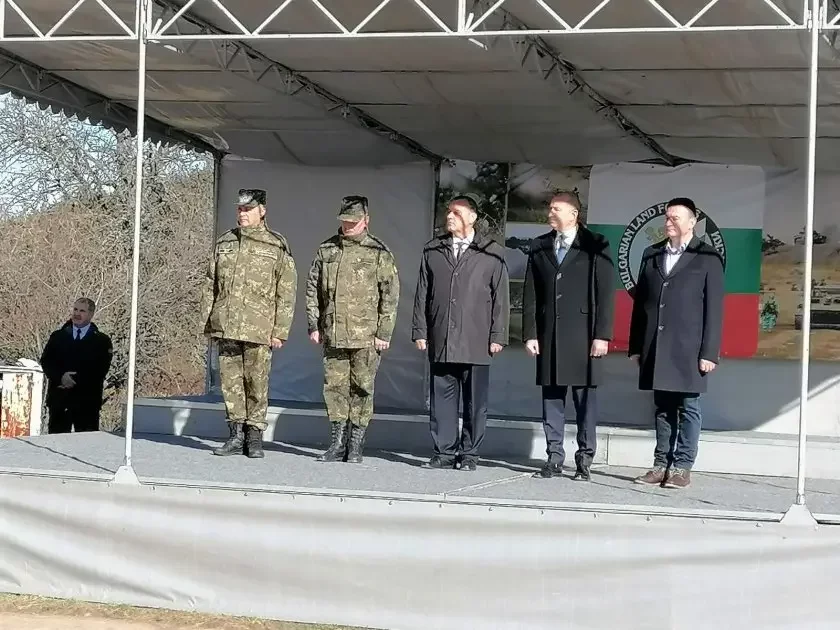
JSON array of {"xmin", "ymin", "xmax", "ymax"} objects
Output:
[
  {"xmin": 305, "ymin": 195, "xmax": 400, "ymax": 463},
  {"xmin": 200, "ymin": 188, "xmax": 298, "ymax": 459}
]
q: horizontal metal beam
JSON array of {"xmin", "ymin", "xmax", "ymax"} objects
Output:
[
  {"xmin": 0, "ymin": 47, "xmax": 217, "ymax": 154},
  {"xmin": 149, "ymin": 24, "xmax": 808, "ymax": 41},
  {"xmin": 149, "ymin": 0, "xmax": 807, "ymax": 40},
  {"xmin": 0, "ymin": 0, "xmax": 814, "ymax": 41},
  {"xmin": 0, "ymin": 0, "xmax": 136, "ymax": 41},
  {"xmin": 151, "ymin": 0, "xmax": 442, "ymax": 164}
]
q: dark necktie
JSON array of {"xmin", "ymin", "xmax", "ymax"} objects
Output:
[{"xmin": 75, "ymin": 329, "xmax": 81, "ymax": 341}]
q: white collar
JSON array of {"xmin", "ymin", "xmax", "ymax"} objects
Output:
[
  {"xmin": 73, "ymin": 323, "xmax": 91, "ymax": 337},
  {"xmin": 555, "ymin": 227, "xmax": 577, "ymax": 243},
  {"xmin": 452, "ymin": 231, "xmax": 474, "ymax": 244}
]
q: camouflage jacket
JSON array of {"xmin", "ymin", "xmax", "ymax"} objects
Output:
[
  {"xmin": 305, "ymin": 231, "xmax": 400, "ymax": 348},
  {"xmin": 200, "ymin": 223, "xmax": 298, "ymax": 345}
]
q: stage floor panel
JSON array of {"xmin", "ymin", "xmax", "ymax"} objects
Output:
[{"xmin": 1, "ymin": 432, "xmax": 838, "ymax": 516}]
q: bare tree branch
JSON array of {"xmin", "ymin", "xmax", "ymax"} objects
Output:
[{"xmin": 0, "ymin": 93, "xmax": 215, "ymax": 430}]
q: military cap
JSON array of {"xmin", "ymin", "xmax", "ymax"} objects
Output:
[
  {"xmin": 449, "ymin": 192, "xmax": 482, "ymax": 213},
  {"xmin": 337, "ymin": 195, "xmax": 369, "ymax": 221},
  {"xmin": 237, "ymin": 188, "xmax": 267, "ymax": 208}
]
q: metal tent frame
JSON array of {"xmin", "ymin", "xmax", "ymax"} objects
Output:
[{"xmin": 3, "ymin": 0, "xmax": 828, "ymax": 518}]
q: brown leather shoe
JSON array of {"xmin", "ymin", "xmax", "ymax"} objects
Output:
[
  {"xmin": 634, "ymin": 466, "xmax": 667, "ymax": 486},
  {"xmin": 663, "ymin": 468, "xmax": 691, "ymax": 489}
]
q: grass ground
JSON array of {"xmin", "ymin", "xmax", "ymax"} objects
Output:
[{"xmin": 0, "ymin": 594, "xmax": 364, "ymax": 630}]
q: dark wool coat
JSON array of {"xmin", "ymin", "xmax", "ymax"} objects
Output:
[
  {"xmin": 522, "ymin": 227, "xmax": 615, "ymax": 387},
  {"xmin": 412, "ymin": 231, "xmax": 510, "ymax": 365},
  {"xmin": 628, "ymin": 236, "xmax": 725, "ymax": 393},
  {"xmin": 40, "ymin": 320, "xmax": 113, "ymax": 411}
]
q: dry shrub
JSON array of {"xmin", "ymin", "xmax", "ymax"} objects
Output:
[{"xmin": 0, "ymin": 94, "xmax": 215, "ymax": 429}]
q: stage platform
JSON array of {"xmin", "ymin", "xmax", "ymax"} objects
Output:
[
  {"xmin": 134, "ymin": 395, "xmax": 840, "ymax": 481},
  {"xmin": 2, "ymin": 431, "xmax": 839, "ymax": 519},
  {"xmin": 3, "ymin": 431, "xmax": 840, "ymax": 629}
]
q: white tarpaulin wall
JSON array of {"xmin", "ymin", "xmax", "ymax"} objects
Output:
[
  {"xmin": 2, "ymin": 474, "xmax": 840, "ymax": 630},
  {"xmin": 212, "ymin": 157, "xmax": 434, "ymax": 412},
  {"xmin": 211, "ymin": 159, "xmax": 840, "ymax": 439}
]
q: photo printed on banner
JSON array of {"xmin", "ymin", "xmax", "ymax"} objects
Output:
[
  {"xmin": 759, "ymin": 171, "xmax": 840, "ymax": 360},
  {"xmin": 505, "ymin": 164, "xmax": 591, "ymax": 344},
  {"xmin": 434, "ymin": 159, "xmax": 509, "ymax": 242}
]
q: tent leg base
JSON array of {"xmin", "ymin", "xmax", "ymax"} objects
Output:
[
  {"xmin": 112, "ymin": 465, "xmax": 140, "ymax": 486},
  {"xmin": 781, "ymin": 502, "xmax": 818, "ymax": 527}
]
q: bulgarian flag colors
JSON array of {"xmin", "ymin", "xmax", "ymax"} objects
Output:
[{"xmin": 587, "ymin": 163, "xmax": 764, "ymax": 358}]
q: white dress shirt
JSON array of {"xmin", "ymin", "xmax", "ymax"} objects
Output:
[
  {"xmin": 73, "ymin": 323, "xmax": 91, "ymax": 340},
  {"xmin": 554, "ymin": 226, "xmax": 577, "ymax": 258},
  {"xmin": 664, "ymin": 241, "xmax": 687, "ymax": 275},
  {"xmin": 452, "ymin": 230, "xmax": 475, "ymax": 259}
]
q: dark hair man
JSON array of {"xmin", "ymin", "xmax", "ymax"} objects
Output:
[
  {"xmin": 629, "ymin": 197, "xmax": 724, "ymax": 489},
  {"xmin": 40, "ymin": 297, "xmax": 113, "ymax": 434},
  {"xmin": 522, "ymin": 191, "xmax": 615, "ymax": 481}
]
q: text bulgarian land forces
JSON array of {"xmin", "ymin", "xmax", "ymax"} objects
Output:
[{"xmin": 617, "ymin": 202, "xmax": 667, "ymax": 289}]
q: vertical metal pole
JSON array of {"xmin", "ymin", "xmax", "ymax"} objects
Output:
[
  {"xmin": 795, "ymin": 0, "xmax": 821, "ymax": 505},
  {"xmin": 458, "ymin": 0, "xmax": 466, "ymax": 31},
  {"xmin": 205, "ymin": 153, "xmax": 222, "ymax": 396},
  {"xmin": 114, "ymin": 0, "xmax": 148, "ymax": 485}
]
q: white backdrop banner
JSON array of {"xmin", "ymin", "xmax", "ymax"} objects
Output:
[
  {"xmin": 207, "ymin": 160, "xmax": 840, "ymax": 437},
  {"xmin": 213, "ymin": 157, "xmax": 434, "ymax": 411}
]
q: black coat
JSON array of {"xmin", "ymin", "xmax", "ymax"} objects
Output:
[
  {"xmin": 628, "ymin": 236, "xmax": 724, "ymax": 393},
  {"xmin": 522, "ymin": 227, "xmax": 615, "ymax": 386},
  {"xmin": 412, "ymin": 231, "xmax": 510, "ymax": 365},
  {"xmin": 40, "ymin": 320, "xmax": 113, "ymax": 411}
]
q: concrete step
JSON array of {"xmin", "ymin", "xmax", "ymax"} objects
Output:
[{"xmin": 133, "ymin": 397, "xmax": 840, "ymax": 480}]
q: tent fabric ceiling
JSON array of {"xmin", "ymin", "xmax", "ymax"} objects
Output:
[{"xmin": 0, "ymin": 0, "xmax": 839, "ymax": 168}]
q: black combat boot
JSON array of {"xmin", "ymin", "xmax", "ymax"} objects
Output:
[
  {"xmin": 317, "ymin": 421, "xmax": 349, "ymax": 462},
  {"xmin": 245, "ymin": 425, "xmax": 265, "ymax": 459},
  {"xmin": 212, "ymin": 422, "xmax": 245, "ymax": 456},
  {"xmin": 346, "ymin": 424, "xmax": 367, "ymax": 463}
]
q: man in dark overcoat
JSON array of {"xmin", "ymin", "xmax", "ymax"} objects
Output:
[
  {"xmin": 40, "ymin": 297, "xmax": 113, "ymax": 433},
  {"xmin": 522, "ymin": 191, "xmax": 615, "ymax": 481},
  {"xmin": 412, "ymin": 193, "xmax": 510, "ymax": 471},
  {"xmin": 628, "ymin": 197, "xmax": 724, "ymax": 489}
]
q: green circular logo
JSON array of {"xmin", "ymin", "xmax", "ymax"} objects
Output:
[{"xmin": 616, "ymin": 202, "xmax": 726, "ymax": 293}]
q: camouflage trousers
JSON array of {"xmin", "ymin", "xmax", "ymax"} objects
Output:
[
  {"xmin": 218, "ymin": 339, "xmax": 272, "ymax": 431},
  {"xmin": 323, "ymin": 346, "xmax": 381, "ymax": 428}
]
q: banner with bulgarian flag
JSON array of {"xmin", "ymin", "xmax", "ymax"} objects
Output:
[{"xmin": 587, "ymin": 163, "xmax": 765, "ymax": 358}]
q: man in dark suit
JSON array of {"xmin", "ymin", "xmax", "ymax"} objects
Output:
[
  {"xmin": 522, "ymin": 191, "xmax": 615, "ymax": 481},
  {"xmin": 412, "ymin": 193, "xmax": 510, "ymax": 471},
  {"xmin": 40, "ymin": 297, "xmax": 113, "ymax": 434},
  {"xmin": 628, "ymin": 197, "xmax": 724, "ymax": 489}
]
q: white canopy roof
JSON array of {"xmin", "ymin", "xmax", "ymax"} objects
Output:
[{"xmin": 1, "ymin": 0, "xmax": 839, "ymax": 168}]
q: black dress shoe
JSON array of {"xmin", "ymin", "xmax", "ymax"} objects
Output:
[
  {"xmin": 573, "ymin": 467, "xmax": 591, "ymax": 481},
  {"xmin": 533, "ymin": 462, "xmax": 563, "ymax": 478},
  {"xmin": 422, "ymin": 456, "xmax": 455, "ymax": 469}
]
